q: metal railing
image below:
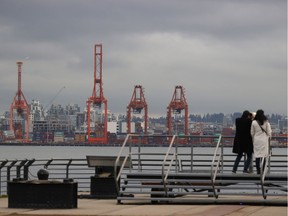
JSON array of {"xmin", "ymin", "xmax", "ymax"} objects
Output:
[
  {"xmin": 0, "ymin": 134, "xmax": 286, "ymax": 200},
  {"xmin": 0, "ymin": 158, "xmax": 94, "ymax": 196}
]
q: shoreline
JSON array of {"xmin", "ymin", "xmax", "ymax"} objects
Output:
[{"xmin": 0, "ymin": 142, "xmax": 287, "ymax": 148}]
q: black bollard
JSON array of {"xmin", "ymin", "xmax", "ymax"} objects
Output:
[{"xmin": 37, "ymin": 169, "xmax": 49, "ymax": 180}]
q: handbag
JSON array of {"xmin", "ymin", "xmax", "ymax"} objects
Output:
[{"xmin": 256, "ymin": 121, "xmax": 268, "ymax": 135}]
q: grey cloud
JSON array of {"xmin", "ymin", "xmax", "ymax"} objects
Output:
[{"xmin": 0, "ymin": 0, "xmax": 286, "ymax": 116}]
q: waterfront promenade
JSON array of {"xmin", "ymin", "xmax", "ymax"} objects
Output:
[{"xmin": 0, "ymin": 197, "xmax": 287, "ymax": 216}]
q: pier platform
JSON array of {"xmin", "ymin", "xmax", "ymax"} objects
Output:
[{"xmin": 0, "ymin": 196, "xmax": 287, "ymax": 216}]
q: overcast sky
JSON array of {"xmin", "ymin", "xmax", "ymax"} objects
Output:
[{"xmin": 0, "ymin": 0, "xmax": 287, "ymax": 117}]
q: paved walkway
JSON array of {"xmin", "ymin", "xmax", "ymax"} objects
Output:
[{"xmin": 0, "ymin": 197, "xmax": 287, "ymax": 216}]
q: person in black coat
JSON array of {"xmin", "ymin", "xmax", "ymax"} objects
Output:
[{"xmin": 232, "ymin": 110, "xmax": 253, "ymax": 173}]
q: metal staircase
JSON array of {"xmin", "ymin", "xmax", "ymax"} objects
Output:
[{"xmin": 115, "ymin": 134, "xmax": 288, "ymax": 205}]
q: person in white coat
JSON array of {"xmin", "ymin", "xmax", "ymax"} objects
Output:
[{"xmin": 250, "ymin": 109, "xmax": 272, "ymax": 174}]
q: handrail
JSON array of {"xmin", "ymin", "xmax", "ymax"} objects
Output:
[
  {"xmin": 211, "ymin": 135, "xmax": 222, "ymax": 176},
  {"xmin": 164, "ymin": 152, "xmax": 176, "ymax": 183},
  {"xmin": 114, "ymin": 134, "xmax": 131, "ymax": 194},
  {"xmin": 116, "ymin": 155, "xmax": 130, "ymax": 182},
  {"xmin": 261, "ymin": 142, "xmax": 272, "ymax": 199},
  {"xmin": 210, "ymin": 135, "xmax": 222, "ymax": 198},
  {"xmin": 162, "ymin": 135, "xmax": 176, "ymax": 177},
  {"xmin": 161, "ymin": 135, "xmax": 176, "ymax": 196}
]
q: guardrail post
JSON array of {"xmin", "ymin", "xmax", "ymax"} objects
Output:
[
  {"xmin": 0, "ymin": 160, "xmax": 8, "ymax": 195},
  {"xmin": 220, "ymin": 139, "xmax": 224, "ymax": 173},
  {"xmin": 16, "ymin": 160, "xmax": 27, "ymax": 179},
  {"xmin": 23, "ymin": 159, "xmax": 35, "ymax": 180},
  {"xmin": 7, "ymin": 160, "xmax": 17, "ymax": 181},
  {"xmin": 137, "ymin": 141, "xmax": 141, "ymax": 171},
  {"xmin": 44, "ymin": 159, "xmax": 53, "ymax": 169},
  {"xmin": 66, "ymin": 159, "xmax": 73, "ymax": 179},
  {"xmin": 175, "ymin": 136, "xmax": 178, "ymax": 173},
  {"xmin": 190, "ymin": 137, "xmax": 193, "ymax": 172}
]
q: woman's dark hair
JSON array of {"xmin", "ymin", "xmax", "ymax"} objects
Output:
[
  {"xmin": 241, "ymin": 110, "xmax": 251, "ymax": 119},
  {"xmin": 254, "ymin": 109, "xmax": 267, "ymax": 125}
]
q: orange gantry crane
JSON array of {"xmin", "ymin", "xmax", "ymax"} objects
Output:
[
  {"xmin": 10, "ymin": 62, "xmax": 30, "ymax": 142},
  {"xmin": 86, "ymin": 44, "xmax": 108, "ymax": 144},
  {"xmin": 167, "ymin": 85, "xmax": 188, "ymax": 136},
  {"xmin": 126, "ymin": 85, "xmax": 148, "ymax": 134}
]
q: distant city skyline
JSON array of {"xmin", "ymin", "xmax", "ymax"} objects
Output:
[
  {"xmin": 0, "ymin": 1, "xmax": 286, "ymax": 116},
  {"xmin": 1, "ymin": 99, "xmax": 286, "ymax": 120}
]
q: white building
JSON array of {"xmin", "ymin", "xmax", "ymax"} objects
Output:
[{"xmin": 29, "ymin": 99, "xmax": 45, "ymax": 121}]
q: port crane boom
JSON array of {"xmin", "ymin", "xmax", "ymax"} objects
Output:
[
  {"xmin": 127, "ymin": 85, "xmax": 148, "ymax": 134},
  {"xmin": 10, "ymin": 62, "xmax": 30, "ymax": 142},
  {"xmin": 86, "ymin": 44, "xmax": 108, "ymax": 144},
  {"xmin": 167, "ymin": 85, "xmax": 188, "ymax": 136}
]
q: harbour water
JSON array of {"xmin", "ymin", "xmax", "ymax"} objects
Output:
[{"xmin": 0, "ymin": 145, "xmax": 287, "ymax": 160}]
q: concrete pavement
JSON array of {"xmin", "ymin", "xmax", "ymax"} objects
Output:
[{"xmin": 0, "ymin": 197, "xmax": 287, "ymax": 216}]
